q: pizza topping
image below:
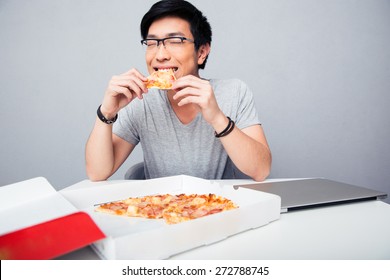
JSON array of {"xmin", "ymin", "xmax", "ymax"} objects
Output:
[
  {"xmin": 126, "ymin": 205, "xmax": 139, "ymax": 216},
  {"xmin": 145, "ymin": 69, "xmax": 176, "ymax": 90},
  {"xmin": 95, "ymin": 193, "xmax": 238, "ymax": 224}
]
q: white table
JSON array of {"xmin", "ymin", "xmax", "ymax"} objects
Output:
[{"xmin": 57, "ymin": 179, "xmax": 390, "ymax": 260}]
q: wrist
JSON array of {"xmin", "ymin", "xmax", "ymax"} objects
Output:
[
  {"xmin": 214, "ymin": 117, "xmax": 235, "ymax": 138},
  {"xmin": 100, "ymin": 104, "xmax": 118, "ymax": 120},
  {"xmin": 97, "ymin": 105, "xmax": 118, "ymax": 124},
  {"xmin": 211, "ymin": 113, "xmax": 230, "ymax": 134}
]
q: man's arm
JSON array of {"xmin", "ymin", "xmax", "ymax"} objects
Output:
[
  {"xmin": 172, "ymin": 76, "xmax": 271, "ymax": 181},
  {"xmin": 213, "ymin": 115, "xmax": 271, "ymax": 181},
  {"xmin": 85, "ymin": 117, "xmax": 135, "ymax": 181},
  {"xmin": 85, "ymin": 68, "xmax": 148, "ymax": 181}
]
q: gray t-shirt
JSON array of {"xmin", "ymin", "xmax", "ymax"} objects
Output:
[{"xmin": 113, "ymin": 78, "xmax": 260, "ymax": 179}]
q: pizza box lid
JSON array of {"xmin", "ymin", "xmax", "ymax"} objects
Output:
[
  {"xmin": 60, "ymin": 175, "xmax": 281, "ymax": 259},
  {"xmin": 0, "ymin": 177, "xmax": 105, "ymax": 259}
]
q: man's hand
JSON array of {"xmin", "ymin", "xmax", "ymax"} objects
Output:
[
  {"xmin": 101, "ymin": 68, "xmax": 148, "ymax": 119},
  {"xmin": 172, "ymin": 75, "xmax": 224, "ymax": 126}
]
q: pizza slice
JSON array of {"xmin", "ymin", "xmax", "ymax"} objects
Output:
[
  {"xmin": 96, "ymin": 195, "xmax": 171, "ymax": 219},
  {"xmin": 162, "ymin": 194, "xmax": 238, "ymax": 224},
  {"xmin": 145, "ymin": 68, "xmax": 176, "ymax": 89}
]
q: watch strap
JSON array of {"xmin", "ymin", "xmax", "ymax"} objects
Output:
[{"xmin": 97, "ymin": 105, "xmax": 118, "ymax": 124}]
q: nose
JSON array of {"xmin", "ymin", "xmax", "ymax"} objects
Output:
[{"xmin": 155, "ymin": 43, "xmax": 171, "ymax": 62}]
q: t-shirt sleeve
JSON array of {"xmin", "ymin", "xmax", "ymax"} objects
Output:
[{"xmin": 235, "ymin": 80, "xmax": 261, "ymax": 129}]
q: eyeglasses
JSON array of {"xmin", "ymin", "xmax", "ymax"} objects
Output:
[{"xmin": 140, "ymin": 36, "xmax": 195, "ymax": 52}]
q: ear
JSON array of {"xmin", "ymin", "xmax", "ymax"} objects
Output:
[{"xmin": 197, "ymin": 43, "xmax": 211, "ymax": 65}]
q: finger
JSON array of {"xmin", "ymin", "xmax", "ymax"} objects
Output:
[
  {"xmin": 115, "ymin": 75, "xmax": 148, "ymax": 93},
  {"xmin": 126, "ymin": 79, "xmax": 145, "ymax": 100},
  {"xmin": 172, "ymin": 75, "xmax": 208, "ymax": 90},
  {"xmin": 173, "ymin": 86, "xmax": 201, "ymax": 100},
  {"xmin": 132, "ymin": 76, "xmax": 148, "ymax": 93},
  {"xmin": 110, "ymin": 85, "xmax": 134, "ymax": 101},
  {"xmin": 177, "ymin": 95, "xmax": 201, "ymax": 107},
  {"xmin": 111, "ymin": 76, "xmax": 147, "ymax": 97},
  {"xmin": 123, "ymin": 68, "xmax": 148, "ymax": 82}
]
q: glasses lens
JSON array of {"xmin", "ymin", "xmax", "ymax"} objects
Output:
[
  {"xmin": 142, "ymin": 37, "xmax": 190, "ymax": 52},
  {"xmin": 142, "ymin": 39, "xmax": 158, "ymax": 50},
  {"xmin": 165, "ymin": 37, "xmax": 183, "ymax": 45}
]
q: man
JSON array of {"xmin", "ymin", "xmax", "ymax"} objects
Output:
[{"xmin": 85, "ymin": 0, "xmax": 271, "ymax": 181}]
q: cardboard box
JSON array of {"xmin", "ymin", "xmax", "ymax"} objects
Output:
[
  {"xmin": 1, "ymin": 175, "xmax": 280, "ymax": 260},
  {"xmin": 0, "ymin": 177, "xmax": 105, "ymax": 259},
  {"xmin": 61, "ymin": 175, "xmax": 281, "ymax": 259}
]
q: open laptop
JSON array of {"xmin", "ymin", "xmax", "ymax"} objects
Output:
[{"xmin": 234, "ymin": 178, "xmax": 387, "ymax": 213}]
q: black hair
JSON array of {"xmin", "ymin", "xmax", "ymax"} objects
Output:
[{"xmin": 140, "ymin": 0, "xmax": 212, "ymax": 69}]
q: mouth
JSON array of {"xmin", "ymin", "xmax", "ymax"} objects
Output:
[{"xmin": 153, "ymin": 67, "xmax": 178, "ymax": 73}]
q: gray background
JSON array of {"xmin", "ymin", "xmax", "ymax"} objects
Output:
[{"xmin": 1, "ymin": 0, "xmax": 389, "ymax": 203}]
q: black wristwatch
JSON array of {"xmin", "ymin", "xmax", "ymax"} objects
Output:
[{"xmin": 97, "ymin": 105, "xmax": 118, "ymax": 124}]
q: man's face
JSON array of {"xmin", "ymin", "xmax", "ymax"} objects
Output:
[{"xmin": 145, "ymin": 16, "xmax": 204, "ymax": 78}]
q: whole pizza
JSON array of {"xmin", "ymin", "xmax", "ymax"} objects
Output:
[{"xmin": 95, "ymin": 193, "xmax": 238, "ymax": 224}]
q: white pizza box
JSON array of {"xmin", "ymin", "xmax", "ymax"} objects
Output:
[
  {"xmin": 0, "ymin": 177, "xmax": 105, "ymax": 259},
  {"xmin": 60, "ymin": 175, "xmax": 281, "ymax": 259},
  {"xmin": 0, "ymin": 177, "xmax": 77, "ymax": 235}
]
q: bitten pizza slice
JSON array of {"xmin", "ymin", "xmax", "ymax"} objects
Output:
[{"xmin": 145, "ymin": 68, "xmax": 176, "ymax": 89}]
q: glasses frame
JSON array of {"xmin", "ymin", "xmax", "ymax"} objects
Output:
[{"xmin": 140, "ymin": 36, "xmax": 195, "ymax": 51}]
